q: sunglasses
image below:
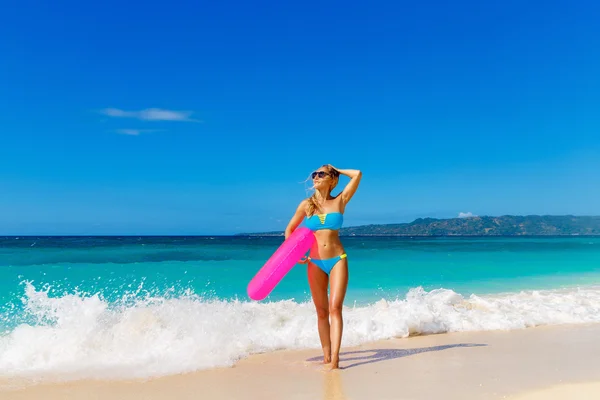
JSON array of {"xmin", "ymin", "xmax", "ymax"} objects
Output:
[{"xmin": 311, "ymin": 171, "xmax": 330, "ymax": 179}]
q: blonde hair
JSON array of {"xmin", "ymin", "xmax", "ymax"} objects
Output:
[{"xmin": 306, "ymin": 165, "xmax": 340, "ymax": 216}]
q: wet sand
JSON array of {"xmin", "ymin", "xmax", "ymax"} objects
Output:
[{"xmin": 2, "ymin": 323, "xmax": 600, "ymax": 399}]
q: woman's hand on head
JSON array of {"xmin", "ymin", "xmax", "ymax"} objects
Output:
[{"xmin": 330, "ymin": 167, "xmax": 362, "ymax": 204}]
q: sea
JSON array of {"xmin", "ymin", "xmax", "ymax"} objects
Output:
[{"xmin": 1, "ymin": 235, "xmax": 600, "ymax": 382}]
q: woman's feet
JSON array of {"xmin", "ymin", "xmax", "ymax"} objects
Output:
[
  {"xmin": 321, "ymin": 354, "xmax": 339, "ymax": 370},
  {"xmin": 329, "ymin": 356, "xmax": 339, "ymax": 370},
  {"xmin": 321, "ymin": 345, "xmax": 332, "ymax": 364}
]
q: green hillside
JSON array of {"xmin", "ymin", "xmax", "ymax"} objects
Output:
[{"xmin": 243, "ymin": 215, "xmax": 600, "ymax": 236}]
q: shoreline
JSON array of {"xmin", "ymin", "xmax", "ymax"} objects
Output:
[
  {"xmin": 3, "ymin": 322, "xmax": 600, "ymax": 399},
  {"xmin": 239, "ymin": 233, "xmax": 600, "ymax": 237}
]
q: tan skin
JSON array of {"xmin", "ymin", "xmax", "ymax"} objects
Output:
[{"xmin": 285, "ymin": 165, "xmax": 362, "ymax": 370}]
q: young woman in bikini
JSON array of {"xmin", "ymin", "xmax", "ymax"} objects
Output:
[{"xmin": 285, "ymin": 164, "xmax": 362, "ymax": 370}]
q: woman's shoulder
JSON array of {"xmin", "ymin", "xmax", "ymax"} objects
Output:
[{"xmin": 297, "ymin": 198, "xmax": 310, "ymax": 212}]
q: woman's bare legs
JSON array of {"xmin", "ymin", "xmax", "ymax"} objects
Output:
[
  {"xmin": 327, "ymin": 259, "xmax": 348, "ymax": 369},
  {"xmin": 308, "ymin": 263, "xmax": 331, "ymax": 363}
]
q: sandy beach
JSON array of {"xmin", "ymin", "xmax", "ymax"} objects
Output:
[{"xmin": 2, "ymin": 322, "xmax": 600, "ymax": 400}]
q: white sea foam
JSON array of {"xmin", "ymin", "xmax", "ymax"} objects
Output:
[{"xmin": 1, "ymin": 282, "xmax": 600, "ymax": 382}]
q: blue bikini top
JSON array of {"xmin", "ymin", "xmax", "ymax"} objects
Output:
[{"xmin": 303, "ymin": 212, "xmax": 344, "ymax": 231}]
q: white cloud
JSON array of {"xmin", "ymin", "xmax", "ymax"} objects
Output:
[
  {"xmin": 101, "ymin": 108, "xmax": 200, "ymax": 122},
  {"xmin": 458, "ymin": 212, "xmax": 476, "ymax": 218},
  {"xmin": 115, "ymin": 129, "xmax": 159, "ymax": 136}
]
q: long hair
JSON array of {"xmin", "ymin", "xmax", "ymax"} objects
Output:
[{"xmin": 306, "ymin": 165, "xmax": 340, "ymax": 216}]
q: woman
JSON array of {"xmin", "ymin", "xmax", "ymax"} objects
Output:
[{"xmin": 285, "ymin": 164, "xmax": 362, "ymax": 370}]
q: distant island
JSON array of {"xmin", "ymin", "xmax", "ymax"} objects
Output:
[{"xmin": 242, "ymin": 215, "xmax": 600, "ymax": 236}]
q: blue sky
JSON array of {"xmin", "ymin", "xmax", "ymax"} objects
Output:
[{"xmin": 1, "ymin": 0, "xmax": 599, "ymax": 235}]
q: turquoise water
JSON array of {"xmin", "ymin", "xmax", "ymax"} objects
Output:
[
  {"xmin": 1, "ymin": 235, "xmax": 600, "ymax": 381},
  {"xmin": 2, "ymin": 236, "xmax": 600, "ymax": 306}
]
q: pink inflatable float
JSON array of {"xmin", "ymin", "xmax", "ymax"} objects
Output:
[{"xmin": 247, "ymin": 227, "xmax": 315, "ymax": 301}]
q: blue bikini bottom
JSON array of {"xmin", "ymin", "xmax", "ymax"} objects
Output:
[{"xmin": 308, "ymin": 253, "xmax": 347, "ymax": 275}]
